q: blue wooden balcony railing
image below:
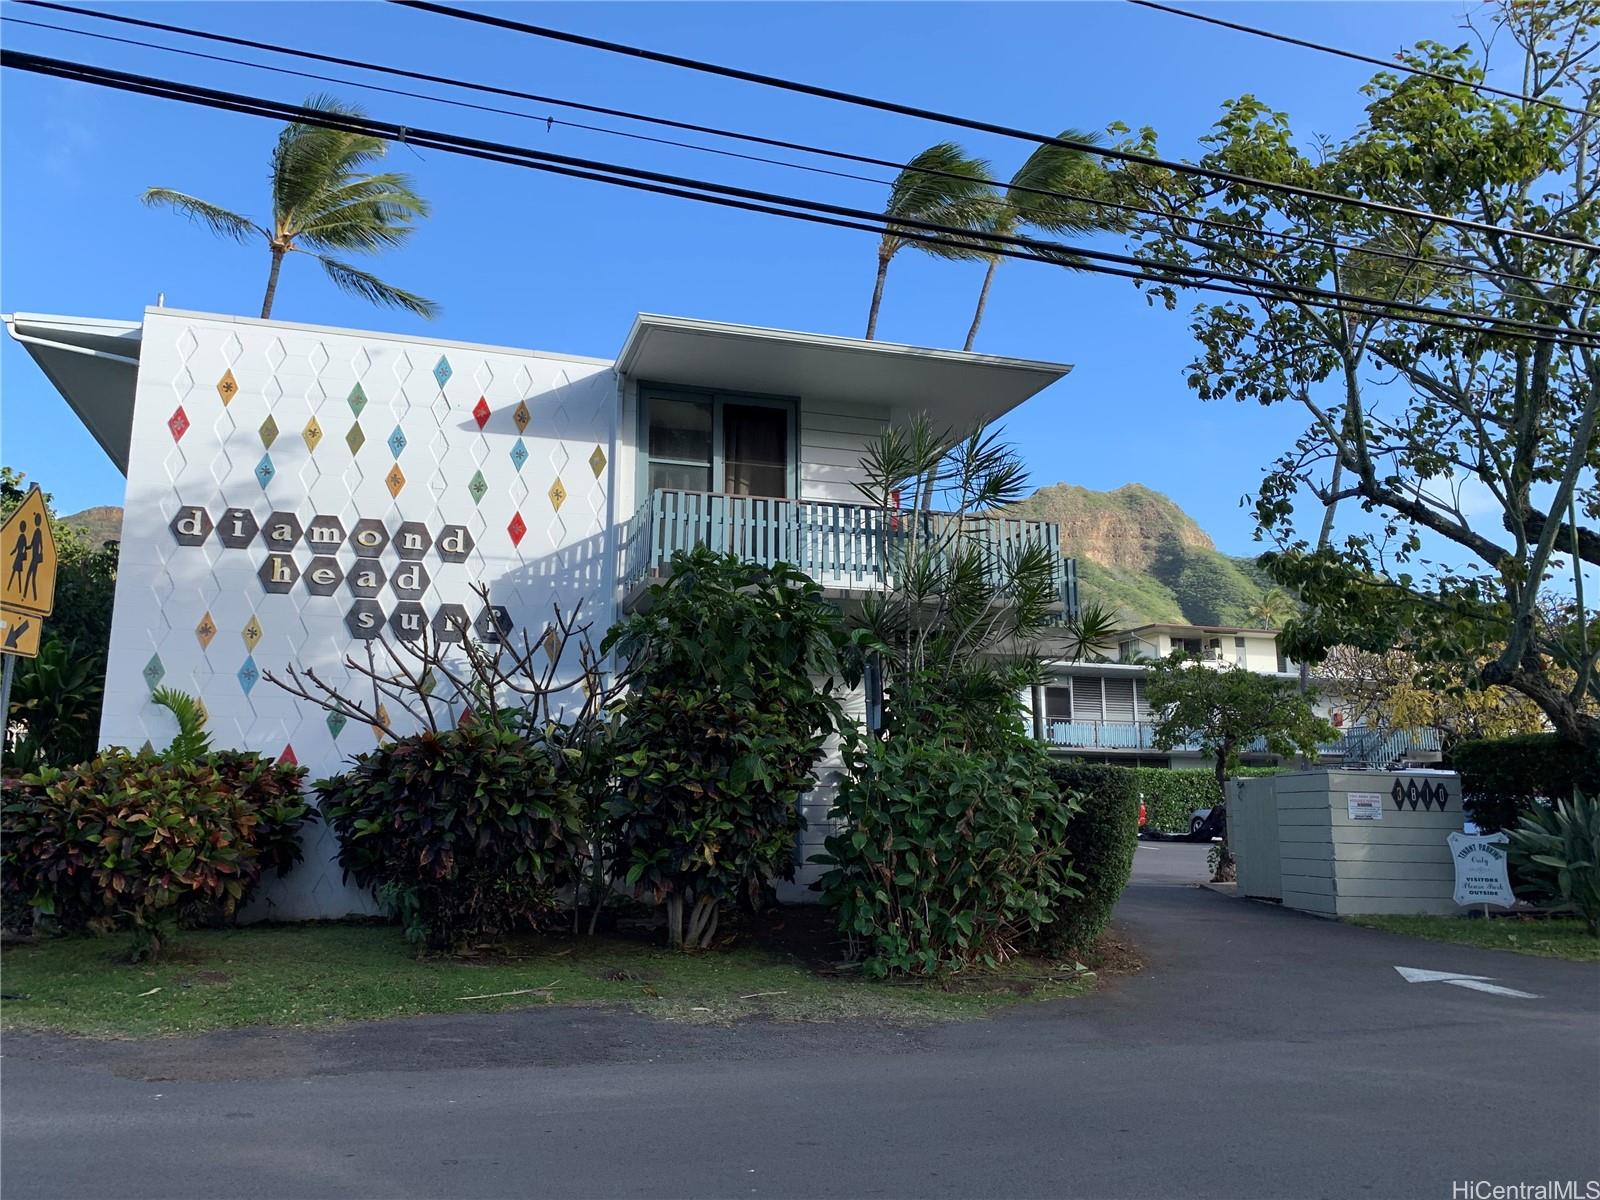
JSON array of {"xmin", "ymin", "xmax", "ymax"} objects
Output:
[
  {"xmin": 1041, "ymin": 720, "xmax": 1442, "ymax": 760},
  {"xmin": 620, "ymin": 488, "xmax": 1078, "ymax": 614}
]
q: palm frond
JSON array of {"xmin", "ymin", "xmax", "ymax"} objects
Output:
[
  {"xmin": 881, "ymin": 142, "xmax": 998, "ymax": 262},
  {"xmin": 1006, "ymin": 130, "xmax": 1107, "ymax": 235},
  {"xmin": 141, "ymin": 188, "xmax": 263, "ymax": 244},
  {"xmin": 314, "ymin": 253, "xmax": 439, "ymax": 318},
  {"xmin": 272, "ymin": 95, "xmax": 390, "ymax": 228},
  {"xmin": 150, "ymin": 686, "xmax": 213, "ymax": 764},
  {"xmin": 294, "ymin": 176, "xmax": 432, "ymax": 251}
]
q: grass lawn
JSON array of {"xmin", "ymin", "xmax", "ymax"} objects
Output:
[
  {"xmin": 0, "ymin": 917, "xmax": 1119, "ymax": 1038},
  {"xmin": 1347, "ymin": 914, "xmax": 1600, "ymax": 962}
]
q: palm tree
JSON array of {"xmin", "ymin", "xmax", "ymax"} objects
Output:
[
  {"xmin": 865, "ymin": 143, "xmax": 995, "ymax": 340},
  {"xmin": 144, "ymin": 95, "xmax": 437, "ymax": 321},
  {"xmin": 1246, "ymin": 588, "xmax": 1298, "ymax": 628},
  {"xmin": 1059, "ymin": 598, "xmax": 1122, "ymax": 662},
  {"xmin": 963, "ymin": 131, "xmax": 1105, "ymax": 351}
]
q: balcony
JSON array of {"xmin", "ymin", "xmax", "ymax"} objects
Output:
[
  {"xmin": 1041, "ymin": 721, "xmax": 1442, "ymax": 761},
  {"xmin": 620, "ymin": 488, "xmax": 1077, "ymax": 613}
]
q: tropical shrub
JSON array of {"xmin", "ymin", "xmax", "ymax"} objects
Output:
[
  {"xmin": 603, "ymin": 548, "xmax": 853, "ymax": 949},
  {"xmin": 1507, "ymin": 793, "xmax": 1600, "ymax": 937},
  {"xmin": 208, "ymin": 750, "xmax": 313, "ymax": 879},
  {"xmin": 316, "ymin": 725, "xmax": 584, "ymax": 950},
  {"xmin": 1, "ymin": 748, "xmax": 311, "ymax": 956},
  {"xmin": 1040, "ymin": 763, "xmax": 1139, "ymax": 955},
  {"xmin": 2, "ymin": 638, "xmax": 105, "ymax": 772},
  {"xmin": 818, "ymin": 719, "xmax": 1078, "ymax": 977},
  {"xmin": 1453, "ymin": 734, "xmax": 1600, "ymax": 833}
]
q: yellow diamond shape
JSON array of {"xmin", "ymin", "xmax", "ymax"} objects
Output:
[
  {"xmin": 542, "ymin": 627, "xmax": 560, "ymax": 666},
  {"xmin": 242, "ymin": 614, "xmax": 263, "ymax": 653},
  {"xmin": 385, "ymin": 463, "xmax": 406, "ymax": 497},
  {"xmin": 589, "ymin": 445, "xmax": 607, "ymax": 477},
  {"xmin": 548, "ymin": 477, "xmax": 567, "ymax": 512},
  {"xmin": 303, "ymin": 415, "xmax": 324, "ymax": 453},
  {"xmin": 513, "ymin": 400, "xmax": 531, "ymax": 433},
  {"xmin": 217, "ymin": 369, "xmax": 238, "ymax": 405},
  {"xmin": 372, "ymin": 703, "xmax": 390, "ymax": 743},
  {"xmin": 195, "ymin": 611, "xmax": 217, "ymax": 649}
]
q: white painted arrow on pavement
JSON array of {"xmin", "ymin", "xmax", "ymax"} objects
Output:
[{"xmin": 1394, "ymin": 966, "xmax": 1539, "ymax": 999}]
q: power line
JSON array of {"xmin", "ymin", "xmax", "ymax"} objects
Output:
[
  {"xmin": 1126, "ymin": 0, "xmax": 1593, "ymax": 120},
  {"xmin": 389, "ymin": 0, "xmax": 1599, "ymax": 256},
  {"xmin": 3, "ymin": 48, "xmax": 1593, "ymax": 349},
  {"xmin": 15, "ymin": 2, "xmax": 1592, "ymax": 302}
]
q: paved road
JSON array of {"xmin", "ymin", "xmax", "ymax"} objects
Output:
[{"xmin": 5, "ymin": 842, "xmax": 1597, "ymax": 1199}]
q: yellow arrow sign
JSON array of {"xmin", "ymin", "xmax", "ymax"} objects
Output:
[
  {"xmin": 0, "ymin": 607, "xmax": 43, "ymax": 658},
  {"xmin": 1, "ymin": 485, "xmax": 59, "ymax": 619}
]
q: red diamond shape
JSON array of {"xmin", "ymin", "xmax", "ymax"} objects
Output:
[
  {"xmin": 279, "ymin": 743, "xmax": 298, "ymax": 766},
  {"xmin": 168, "ymin": 406, "xmax": 190, "ymax": 441},
  {"xmin": 472, "ymin": 396, "xmax": 491, "ymax": 429},
  {"xmin": 507, "ymin": 512, "xmax": 526, "ymax": 546}
]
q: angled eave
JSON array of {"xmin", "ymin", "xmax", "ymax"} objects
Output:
[
  {"xmin": 4, "ymin": 313, "xmax": 143, "ymax": 473},
  {"xmin": 616, "ymin": 314, "xmax": 1071, "ymax": 428}
]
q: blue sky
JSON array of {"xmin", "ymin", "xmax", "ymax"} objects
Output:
[{"xmin": 1, "ymin": 1, "xmax": 1491, "ymax": 554}]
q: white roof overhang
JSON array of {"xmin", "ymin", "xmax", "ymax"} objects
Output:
[
  {"xmin": 616, "ymin": 314, "xmax": 1070, "ymax": 429},
  {"xmin": 4, "ymin": 313, "xmax": 143, "ymax": 473}
]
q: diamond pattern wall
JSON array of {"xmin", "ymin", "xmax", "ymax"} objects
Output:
[{"xmin": 101, "ymin": 312, "xmax": 617, "ymax": 919}]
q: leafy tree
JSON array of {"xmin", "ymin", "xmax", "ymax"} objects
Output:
[
  {"xmin": 963, "ymin": 132, "xmax": 1108, "ymax": 350},
  {"xmin": 865, "ymin": 143, "xmax": 995, "ymax": 340},
  {"xmin": 1115, "ymin": 0, "xmax": 1599, "ymax": 756},
  {"xmin": 1144, "ymin": 656, "xmax": 1336, "ymax": 878},
  {"xmin": 1320, "ymin": 644, "xmax": 1548, "ymax": 748},
  {"xmin": 144, "ymin": 94, "xmax": 436, "ymax": 320},
  {"xmin": 602, "ymin": 550, "xmax": 855, "ymax": 949}
]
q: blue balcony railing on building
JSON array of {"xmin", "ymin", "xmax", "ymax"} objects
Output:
[
  {"xmin": 621, "ymin": 488, "xmax": 1077, "ymax": 614},
  {"xmin": 1042, "ymin": 720, "xmax": 1442, "ymax": 762}
]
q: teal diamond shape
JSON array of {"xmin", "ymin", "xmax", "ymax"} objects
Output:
[
  {"xmin": 255, "ymin": 453, "xmax": 275, "ymax": 489},
  {"xmin": 510, "ymin": 439, "xmax": 528, "ymax": 472},
  {"xmin": 468, "ymin": 470, "xmax": 488, "ymax": 505},
  {"xmin": 432, "ymin": 355, "xmax": 452, "ymax": 388},
  {"xmin": 347, "ymin": 382, "xmax": 368, "ymax": 417},
  {"xmin": 326, "ymin": 711, "xmax": 347, "ymax": 739},
  {"xmin": 237, "ymin": 655, "xmax": 259, "ymax": 695},
  {"xmin": 142, "ymin": 653, "xmax": 165, "ymax": 690},
  {"xmin": 387, "ymin": 425, "xmax": 407, "ymax": 457}
]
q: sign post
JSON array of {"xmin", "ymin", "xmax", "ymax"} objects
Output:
[{"xmin": 0, "ymin": 484, "xmax": 59, "ymax": 730}]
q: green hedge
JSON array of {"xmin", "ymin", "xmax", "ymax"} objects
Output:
[
  {"xmin": 1103, "ymin": 765, "xmax": 1289, "ymax": 834},
  {"xmin": 1042, "ymin": 764, "xmax": 1139, "ymax": 955},
  {"xmin": 1451, "ymin": 734, "xmax": 1600, "ymax": 833}
]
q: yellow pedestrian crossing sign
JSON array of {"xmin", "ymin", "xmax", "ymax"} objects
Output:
[{"xmin": 2, "ymin": 485, "xmax": 58, "ymax": 619}]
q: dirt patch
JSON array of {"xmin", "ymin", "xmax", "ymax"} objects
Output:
[{"xmin": 1087, "ymin": 927, "xmax": 1144, "ymax": 977}]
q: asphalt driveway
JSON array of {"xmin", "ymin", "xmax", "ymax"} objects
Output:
[{"xmin": 4, "ymin": 842, "xmax": 1596, "ymax": 1200}]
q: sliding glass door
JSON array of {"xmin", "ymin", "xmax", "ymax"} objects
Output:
[{"xmin": 642, "ymin": 387, "xmax": 795, "ymax": 499}]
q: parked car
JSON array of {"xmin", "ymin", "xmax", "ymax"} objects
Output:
[{"xmin": 1188, "ymin": 802, "xmax": 1226, "ymax": 841}]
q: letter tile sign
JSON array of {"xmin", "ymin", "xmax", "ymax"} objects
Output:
[{"xmin": 103, "ymin": 312, "xmax": 617, "ymax": 918}]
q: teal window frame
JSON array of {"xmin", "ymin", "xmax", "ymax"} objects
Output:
[{"xmin": 637, "ymin": 382, "xmax": 799, "ymax": 501}]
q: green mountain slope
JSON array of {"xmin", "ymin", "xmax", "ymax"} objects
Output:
[{"xmin": 1004, "ymin": 483, "xmax": 1269, "ymax": 627}]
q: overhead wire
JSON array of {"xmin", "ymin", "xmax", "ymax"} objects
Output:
[
  {"xmin": 1125, "ymin": 0, "xmax": 1594, "ymax": 119},
  {"xmin": 389, "ymin": 0, "xmax": 1600, "ymax": 255},
  {"xmin": 13, "ymin": 1, "xmax": 1594, "ymax": 301},
  {"xmin": 4, "ymin": 47, "xmax": 1593, "ymax": 350}
]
